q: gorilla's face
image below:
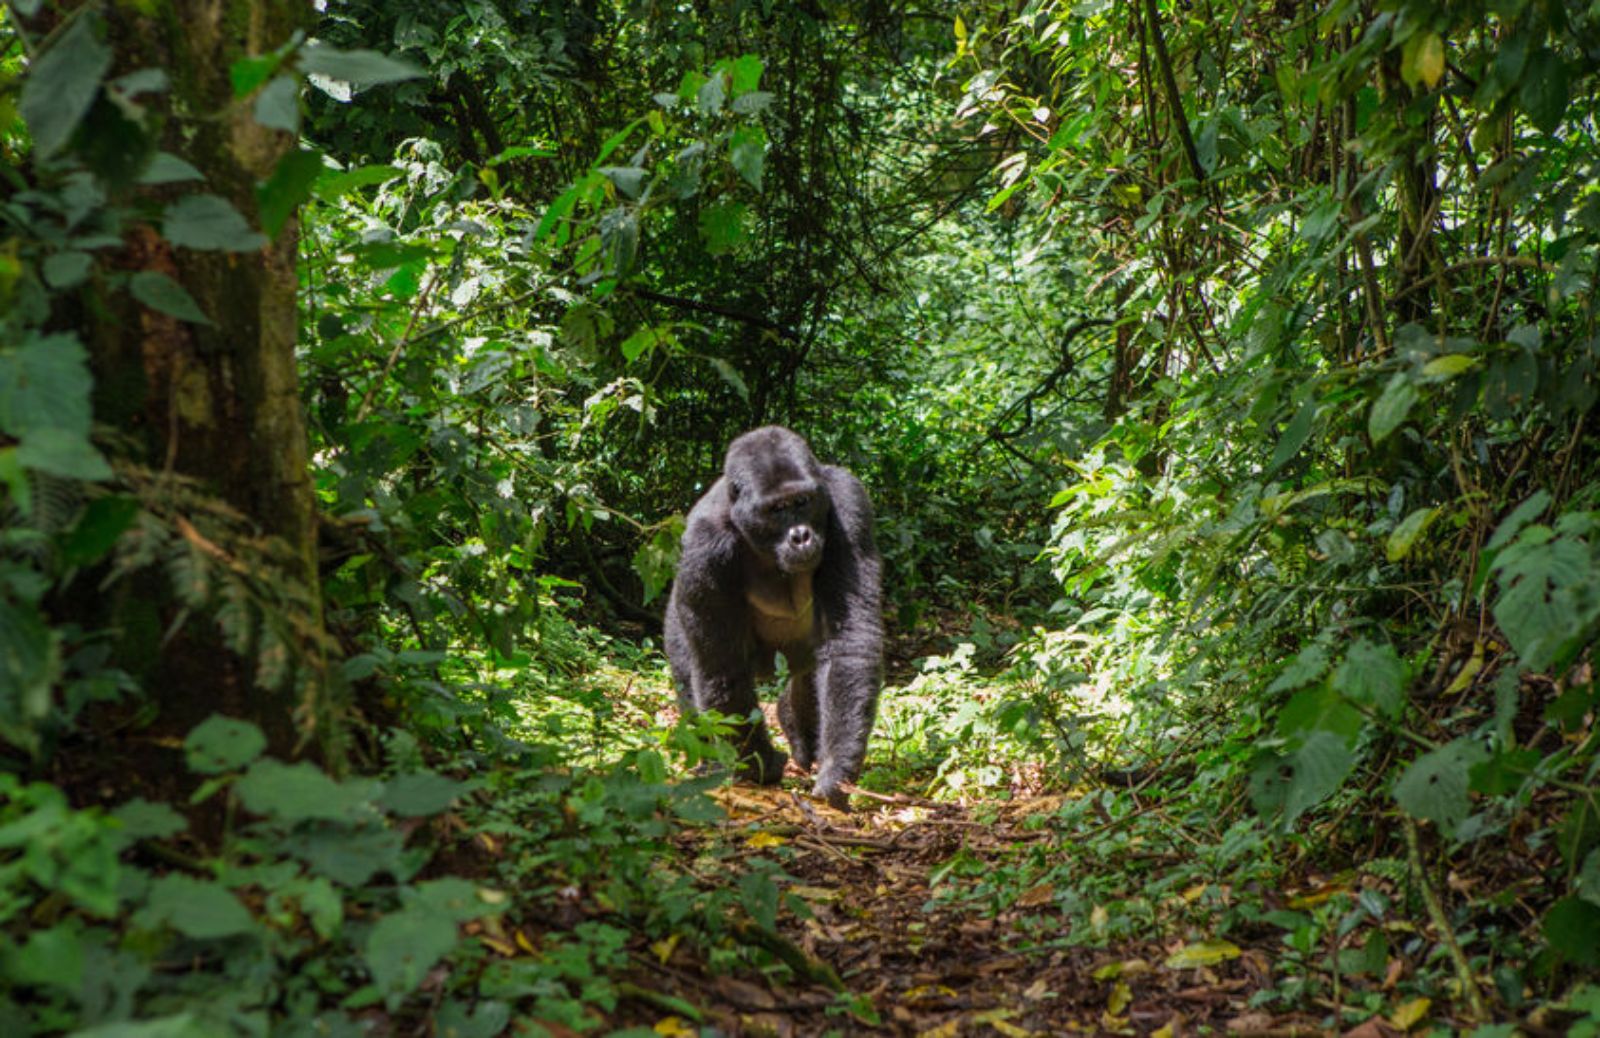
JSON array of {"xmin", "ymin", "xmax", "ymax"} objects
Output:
[{"xmin": 726, "ymin": 428, "xmax": 831, "ymax": 574}]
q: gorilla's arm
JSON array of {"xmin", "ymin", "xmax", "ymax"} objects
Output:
[
  {"xmin": 669, "ymin": 488, "xmax": 789, "ymax": 782},
  {"xmin": 810, "ymin": 465, "xmax": 884, "ymax": 803}
]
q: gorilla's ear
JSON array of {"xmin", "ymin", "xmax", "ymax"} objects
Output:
[{"xmin": 728, "ymin": 479, "xmax": 743, "ymax": 502}]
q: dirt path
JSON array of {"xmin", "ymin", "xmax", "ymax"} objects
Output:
[{"xmin": 620, "ymin": 787, "xmax": 1319, "ymax": 1037}]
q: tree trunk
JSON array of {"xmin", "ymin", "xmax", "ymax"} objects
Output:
[{"xmin": 83, "ymin": 0, "xmax": 334, "ymax": 760}]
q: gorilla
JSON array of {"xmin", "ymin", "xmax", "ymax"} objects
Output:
[{"xmin": 665, "ymin": 426, "xmax": 883, "ymax": 808}]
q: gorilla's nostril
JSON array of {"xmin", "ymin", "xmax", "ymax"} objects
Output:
[{"xmin": 790, "ymin": 527, "xmax": 812, "ymax": 547}]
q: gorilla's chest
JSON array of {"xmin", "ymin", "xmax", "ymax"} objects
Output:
[{"xmin": 747, "ymin": 572, "xmax": 815, "ymax": 649}]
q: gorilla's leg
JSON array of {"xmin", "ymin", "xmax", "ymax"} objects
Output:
[
  {"xmin": 695, "ymin": 671, "xmax": 789, "ymax": 785},
  {"xmin": 778, "ymin": 668, "xmax": 820, "ymax": 771},
  {"xmin": 812, "ymin": 652, "xmax": 883, "ymax": 807}
]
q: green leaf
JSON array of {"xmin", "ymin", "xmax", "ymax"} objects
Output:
[
  {"xmin": 377, "ymin": 771, "xmax": 472, "ymax": 817},
  {"xmin": 599, "ymin": 166, "xmax": 647, "ymax": 199},
  {"xmin": 253, "ymin": 74, "xmax": 300, "ymax": 132},
  {"xmin": 7, "ymin": 925, "xmax": 86, "ymax": 990},
  {"xmin": 15, "ymin": 427, "xmax": 111, "ymax": 480},
  {"xmin": 708, "ymin": 357, "xmax": 749, "ymax": 401},
  {"xmin": 1369, "ymin": 372, "xmax": 1418, "ymax": 443},
  {"xmin": 1491, "ymin": 532, "xmax": 1599, "ymax": 671},
  {"xmin": 61, "ymin": 495, "xmax": 139, "ymax": 566},
  {"xmin": 365, "ymin": 904, "xmax": 459, "ymax": 998},
  {"xmin": 0, "ymin": 332, "xmax": 93, "ymax": 440},
  {"xmin": 162, "ymin": 195, "xmax": 267, "ymax": 252},
  {"xmin": 1486, "ymin": 490, "xmax": 1550, "ymax": 551},
  {"xmin": 73, "ymin": 1014, "xmax": 202, "ymax": 1038},
  {"xmin": 1267, "ymin": 400, "xmax": 1317, "ymax": 475},
  {"xmin": 184, "ymin": 715, "xmax": 267, "ymax": 775},
  {"xmin": 1164, "ymin": 939, "xmax": 1242, "ymax": 968},
  {"xmin": 1386, "ymin": 506, "xmax": 1437, "ymax": 562},
  {"xmin": 739, "ymin": 869, "xmax": 779, "ymax": 931},
  {"xmin": 730, "ymin": 125, "xmax": 766, "ymax": 190},
  {"xmin": 235, "ymin": 759, "xmax": 378, "ymax": 822},
  {"xmin": 284, "ymin": 822, "xmax": 405, "ymax": 885},
  {"xmin": 1393, "ymin": 738, "xmax": 1489, "ymax": 833},
  {"xmin": 1283, "ymin": 730, "xmax": 1358, "ymax": 822},
  {"xmin": 1267, "ymin": 644, "xmax": 1330, "ymax": 694},
  {"xmin": 19, "ymin": 11, "xmax": 112, "ymax": 158},
  {"xmin": 110, "ymin": 798, "xmax": 186, "ymax": 845},
  {"xmin": 1331, "ymin": 639, "xmax": 1404, "ymax": 718},
  {"xmin": 257, "ymin": 148, "xmax": 325, "ymax": 238},
  {"xmin": 297, "ymin": 43, "xmax": 424, "ymax": 89},
  {"xmin": 1277, "ymin": 685, "xmax": 1363, "ymax": 744},
  {"xmin": 1519, "ymin": 47, "xmax": 1569, "ymax": 133},
  {"xmin": 143, "ymin": 875, "xmax": 257, "ymax": 939},
  {"xmin": 1421, "ymin": 353, "xmax": 1477, "ymax": 378},
  {"xmin": 314, "ymin": 163, "xmax": 404, "ymax": 201},
  {"xmin": 229, "ymin": 52, "xmax": 285, "ymax": 98},
  {"xmin": 1544, "ymin": 897, "xmax": 1600, "ymax": 966},
  {"xmin": 698, "ymin": 200, "xmax": 748, "ymax": 255},
  {"xmin": 726, "ymin": 54, "xmax": 763, "ymax": 96},
  {"xmin": 139, "ymin": 152, "xmax": 205, "ymax": 185},
  {"xmin": 43, "ymin": 251, "xmax": 93, "ymax": 289},
  {"xmin": 129, "ymin": 271, "xmax": 213, "ymax": 325}
]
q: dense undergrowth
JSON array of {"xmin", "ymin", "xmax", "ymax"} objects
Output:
[{"xmin": 4, "ymin": 0, "xmax": 1600, "ymax": 1033}]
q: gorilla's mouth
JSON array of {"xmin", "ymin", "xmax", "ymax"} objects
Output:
[{"xmin": 777, "ymin": 541, "xmax": 824, "ymax": 574}]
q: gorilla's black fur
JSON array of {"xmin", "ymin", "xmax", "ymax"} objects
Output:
[{"xmin": 665, "ymin": 426, "xmax": 883, "ymax": 807}]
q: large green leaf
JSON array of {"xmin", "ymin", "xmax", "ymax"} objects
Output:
[
  {"xmin": 1368, "ymin": 372, "xmax": 1418, "ymax": 443},
  {"xmin": 161, "ymin": 195, "xmax": 268, "ymax": 252},
  {"xmin": 730, "ymin": 125, "xmax": 767, "ymax": 190},
  {"xmin": 1519, "ymin": 47, "xmax": 1569, "ymax": 133},
  {"xmin": 364, "ymin": 904, "xmax": 459, "ymax": 998},
  {"xmin": 1393, "ymin": 738, "xmax": 1489, "ymax": 833},
  {"xmin": 257, "ymin": 148, "xmax": 326, "ymax": 238},
  {"xmin": 235, "ymin": 759, "xmax": 379, "ymax": 822},
  {"xmin": 1331, "ymin": 639, "xmax": 1404, "ymax": 718},
  {"xmin": 19, "ymin": 12, "xmax": 112, "ymax": 158},
  {"xmin": 184, "ymin": 716, "xmax": 267, "ymax": 775},
  {"xmin": 142, "ymin": 875, "xmax": 257, "ymax": 939},
  {"xmin": 0, "ymin": 332, "xmax": 94, "ymax": 440},
  {"xmin": 130, "ymin": 271, "xmax": 214, "ymax": 325},
  {"xmin": 1282, "ymin": 730, "xmax": 1358, "ymax": 823},
  {"xmin": 1491, "ymin": 530, "xmax": 1600, "ymax": 671},
  {"xmin": 297, "ymin": 43, "xmax": 424, "ymax": 89},
  {"xmin": 377, "ymin": 771, "xmax": 472, "ymax": 817}
]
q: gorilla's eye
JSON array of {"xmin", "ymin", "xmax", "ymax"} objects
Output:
[{"xmin": 791, "ymin": 494, "xmax": 811, "ymax": 510}]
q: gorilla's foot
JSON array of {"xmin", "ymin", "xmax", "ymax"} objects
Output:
[{"xmin": 737, "ymin": 746, "xmax": 790, "ymax": 786}]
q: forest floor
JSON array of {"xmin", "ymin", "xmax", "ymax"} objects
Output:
[{"xmin": 610, "ymin": 784, "xmax": 1349, "ymax": 1038}]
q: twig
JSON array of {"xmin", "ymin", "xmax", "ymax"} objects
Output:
[{"xmin": 1404, "ymin": 816, "xmax": 1488, "ymax": 1023}]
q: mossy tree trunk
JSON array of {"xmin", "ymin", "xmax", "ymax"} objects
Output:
[{"xmin": 84, "ymin": 0, "xmax": 336, "ymax": 761}]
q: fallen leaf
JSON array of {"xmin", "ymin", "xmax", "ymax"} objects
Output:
[
  {"xmin": 904, "ymin": 984, "xmax": 959, "ymax": 1002},
  {"xmin": 917, "ymin": 1021, "xmax": 961, "ymax": 1038},
  {"xmin": 651, "ymin": 934, "xmax": 680, "ymax": 965},
  {"xmin": 1389, "ymin": 997, "xmax": 1430, "ymax": 1030},
  {"xmin": 1107, "ymin": 980, "xmax": 1132, "ymax": 1015},
  {"xmin": 789, "ymin": 884, "xmax": 839, "ymax": 902},
  {"xmin": 746, "ymin": 830, "xmax": 788, "ymax": 849},
  {"xmin": 1181, "ymin": 883, "xmax": 1208, "ymax": 902},
  {"xmin": 974, "ymin": 1008, "xmax": 1031, "ymax": 1036},
  {"xmin": 1165, "ymin": 939, "xmax": 1242, "ymax": 969},
  {"xmin": 654, "ymin": 1017, "xmax": 695, "ymax": 1037},
  {"xmin": 1023, "ymin": 977, "xmax": 1052, "ymax": 1000},
  {"xmin": 1092, "ymin": 958, "xmax": 1150, "ymax": 981},
  {"xmin": 1018, "ymin": 882, "xmax": 1055, "ymax": 907}
]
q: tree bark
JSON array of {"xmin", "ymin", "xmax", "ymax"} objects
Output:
[{"xmin": 85, "ymin": 0, "xmax": 333, "ymax": 760}]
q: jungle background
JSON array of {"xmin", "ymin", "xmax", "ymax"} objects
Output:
[{"xmin": 2, "ymin": 0, "xmax": 1599, "ymax": 1034}]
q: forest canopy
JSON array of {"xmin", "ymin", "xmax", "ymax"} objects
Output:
[{"xmin": 2, "ymin": 0, "xmax": 1599, "ymax": 1034}]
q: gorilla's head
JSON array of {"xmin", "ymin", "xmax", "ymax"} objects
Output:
[{"xmin": 725, "ymin": 426, "xmax": 831, "ymax": 575}]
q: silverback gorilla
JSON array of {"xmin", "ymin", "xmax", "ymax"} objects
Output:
[{"xmin": 665, "ymin": 426, "xmax": 883, "ymax": 808}]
